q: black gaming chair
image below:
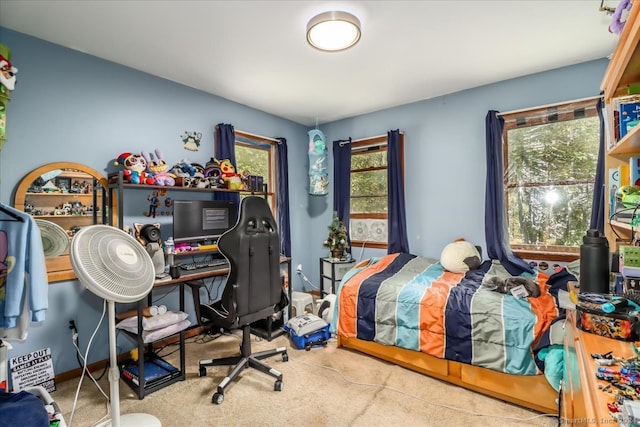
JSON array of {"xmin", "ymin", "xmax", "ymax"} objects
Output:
[{"xmin": 198, "ymin": 196, "xmax": 289, "ymax": 405}]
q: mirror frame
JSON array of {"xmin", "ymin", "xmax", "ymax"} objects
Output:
[{"xmin": 14, "ymin": 162, "xmax": 109, "ymax": 283}]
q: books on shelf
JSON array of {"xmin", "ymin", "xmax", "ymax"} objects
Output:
[
  {"xmin": 620, "ymin": 101, "xmax": 640, "ymax": 139},
  {"xmin": 120, "ymin": 355, "xmax": 180, "ymax": 388},
  {"xmin": 612, "ymin": 96, "xmax": 640, "ymax": 143}
]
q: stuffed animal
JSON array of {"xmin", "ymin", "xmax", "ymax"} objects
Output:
[
  {"xmin": 0, "ymin": 53, "xmax": 17, "ymax": 91},
  {"xmin": 440, "ymin": 238, "xmax": 482, "ymax": 273},
  {"xmin": 141, "ymin": 148, "xmax": 175, "ymax": 186},
  {"xmin": 482, "ymin": 276, "xmax": 541, "ymax": 298},
  {"xmin": 203, "ymin": 158, "xmax": 225, "ymax": 188},
  {"xmin": 170, "ymin": 159, "xmax": 195, "ymax": 178},
  {"xmin": 218, "ymin": 159, "xmax": 244, "ymax": 190},
  {"xmin": 610, "ymin": 0, "xmax": 632, "ymax": 35},
  {"xmin": 114, "ymin": 152, "xmax": 154, "ymax": 185}
]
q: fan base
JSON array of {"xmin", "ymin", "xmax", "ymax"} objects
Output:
[{"xmin": 95, "ymin": 413, "xmax": 161, "ymax": 427}]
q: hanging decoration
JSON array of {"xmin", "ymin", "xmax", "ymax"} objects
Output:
[
  {"xmin": 180, "ymin": 131, "xmax": 202, "ymax": 151},
  {"xmin": 0, "ymin": 44, "xmax": 18, "ymax": 153},
  {"xmin": 308, "ymin": 129, "xmax": 328, "ymax": 195}
]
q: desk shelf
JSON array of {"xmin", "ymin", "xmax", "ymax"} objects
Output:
[{"xmin": 119, "ymin": 281, "xmax": 187, "ymax": 399}]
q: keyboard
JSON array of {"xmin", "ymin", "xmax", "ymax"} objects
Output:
[{"xmin": 179, "ymin": 259, "xmax": 229, "ymax": 271}]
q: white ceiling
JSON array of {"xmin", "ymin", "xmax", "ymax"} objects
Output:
[{"xmin": 0, "ymin": 0, "xmax": 624, "ymax": 126}]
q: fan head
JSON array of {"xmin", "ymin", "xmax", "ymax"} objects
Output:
[
  {"xmin": 70, "ymin": 225, "xmax": 156, "ymax": 303},
  {"xmin": 35, "ymin": 219, "xmax": 70, "ymax": 258}
]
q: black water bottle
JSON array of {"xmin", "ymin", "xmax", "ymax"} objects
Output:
[{"xmin": 579, "ymin": 229, "xmax": 610, "ymax": 294}]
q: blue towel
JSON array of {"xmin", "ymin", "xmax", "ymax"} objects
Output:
[{"xmin": 0, "ymin": 390, "xmax": 49, "ymax": 427}]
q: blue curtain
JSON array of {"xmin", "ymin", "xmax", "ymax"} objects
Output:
[
  {"xmin": 387, "ymin": 129, "xmax": 409, "ymax": 254},
  {"xmin": 214, "ymin": 123, "xmax": 240, "ymax": 206},
  {"xmin": 333, "ymin": 139, "xmax": 352, "ymax": 224},
  {"xmin": 589, "ymin": 98, "xmax": 605, "ymax": 233},
  {"xmin": 484, "ymin": 111, "xmax": 533, "ymax": 275},
  {"xmin": 333, "ymin": 139, "xmax": 352, "ymax": 256},
  {"xmin": 276, "ymin": 138, "xmax": 292, "ymax": 257}
]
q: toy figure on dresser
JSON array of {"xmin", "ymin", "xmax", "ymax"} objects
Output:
[
  {"xmin": 114, "ymin": 152, "xmax": 155, "ymax": 185},
  {"xmin": 218, "ymin": 159, "xmax": 244, "ymax": 190},
  {"xmin": 141, "ymin": 148, "xmax": 175, "ymax": 186}
]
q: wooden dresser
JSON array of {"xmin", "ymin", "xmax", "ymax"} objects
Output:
[{"xmin": 562, "ymin": 310, "xmax": 636, "ymax": 426}]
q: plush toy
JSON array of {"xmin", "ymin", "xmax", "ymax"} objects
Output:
[
  {"xmin": 610, "ymin": 0, "xmax": 632, "ymax": 35},
  {"xmin": 218, "ymin": 159, "xmax": 244, "ymax": 190},
  {"xmin": 133, "ymin": 222, "xmax": 165, "ymax": 277},
  {"xmin": 482, "ymin": 276, "xmax": 541, "ymax": 298},
  {"xmin": 440, "ymin": 238, "xmax": 482, "ymax": 273},
  {"xmin": 617, "ymin": 185, "xmax": 640, "ymax": 207},
  {"xmin": 170, "ymin": 159, "xmax": 196, "ymax": 178},
  {"xmin": 203, "ymin": 158, "xmax": 225, "ymax": 188},
  {"xmin": 114, "ymin": 152, "xmax": 154, "ymax": 185},
  {"xmin": 141, "ymin": 148, "xmax": 175, "ymax": 186},
  {"xmin": 0, "ymin": 53, "xmax": 17, "ymax": 91}
]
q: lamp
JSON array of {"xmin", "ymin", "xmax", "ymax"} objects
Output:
[{"xmin": 306, "ymin": 11, "xmax": 361, "ymax": 52}]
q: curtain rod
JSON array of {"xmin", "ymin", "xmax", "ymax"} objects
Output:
[
  {"xmin": 337, "ymin": 131, "xmax": 405, "ymax": 146},
  {"xmin": 234, "ymin": 129, "xmax": 280, "ymax": 143},
  {"xmin": 496, "ymin": 94, "xmax": 602, "ymax": 117}
]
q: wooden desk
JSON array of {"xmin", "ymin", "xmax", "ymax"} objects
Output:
[{"xmin": 562, "ymin": 310, "xmax": 636, "ymax": 426}]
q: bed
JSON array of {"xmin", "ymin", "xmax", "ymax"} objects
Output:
[{"xmin": 333, "ymin": 252, "xmax": 561, "ymax": 414}]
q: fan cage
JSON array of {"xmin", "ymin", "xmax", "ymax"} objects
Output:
[{"xmin": 71, "ymin": 225, "xmax": 155, "ymax": 303}]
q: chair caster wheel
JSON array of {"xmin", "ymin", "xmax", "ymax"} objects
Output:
[
  {"xmin": 212, "ymin": 392, "xmax": 224, "ymax": 404},
  {"xmin": 199, "ymin": 366, "xmax": 207, "ymax": 377},
  {"xmin": 282, "ymin": 352, "xmax": 289, "ymax": 362},
  {"xmin": 274, "ymin": 380, "xmax": 283, "ymax": 391}
]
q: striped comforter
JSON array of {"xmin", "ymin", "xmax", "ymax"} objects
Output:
[{"xmin": 335, "ymin": 253, "xmax": 559, "ymax": 375}]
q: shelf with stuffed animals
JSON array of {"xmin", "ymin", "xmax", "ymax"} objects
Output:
[
  {"xmin": 107, "ymin": 152, "xmax": 268, "ymax": 233},
  {"xmin": 603, "ymin": 1, "xmax": 640, "ymax": 250}
]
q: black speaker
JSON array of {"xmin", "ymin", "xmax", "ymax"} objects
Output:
[{"xmin": 140, "ymin": 224, "xmax": 161, "ymax": 243}]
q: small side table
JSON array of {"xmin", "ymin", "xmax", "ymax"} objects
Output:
[{"xmin": 319, "ymin": 257, "xmax": 356, "ymax": 296}]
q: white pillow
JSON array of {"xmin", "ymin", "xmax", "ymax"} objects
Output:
[
  {"xmin": 141, "ymin": 319, "xmax": 191, "ymax": 343},
  {"xmin": 116, "ymin": 311, "xmax": 189, "ymax": 332},
  {"xmin": 440, "ymin": 240, "xmax": 481, "ymax": 273}
]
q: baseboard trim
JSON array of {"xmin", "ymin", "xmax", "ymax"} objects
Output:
[{"xmin": 54, "ymin": 325, "xmax": 211, "ymax": 384}]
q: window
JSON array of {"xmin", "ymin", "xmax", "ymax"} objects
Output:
[
  {"xmin": 502, "ymin": 99, "xmax": 599, "ymax": 256},
  {"xmin": 349, "ymin": 134, "xmax": 404, "ymax": 249},
  {"xmin": 234, "ymin": 130, "xmax": 277, "ymax": 209}
]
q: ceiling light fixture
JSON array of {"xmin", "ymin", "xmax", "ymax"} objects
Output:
[{"xmin": 306, "ymin": 11, "xmax": 361, "ymax": 52}]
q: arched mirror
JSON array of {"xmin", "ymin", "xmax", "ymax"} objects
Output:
[{"xmin": 14, "ymin": 162, "xmax": 109, "ymax": 282}]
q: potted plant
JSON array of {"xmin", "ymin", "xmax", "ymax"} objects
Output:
[{"xmin": 323, "ymin": 212, "xmax": 349, "ymax": 260}]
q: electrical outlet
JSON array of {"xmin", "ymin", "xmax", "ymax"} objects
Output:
[{"xmin": 296, "ymin": 264, "xmax": 303, "ymax": 274}]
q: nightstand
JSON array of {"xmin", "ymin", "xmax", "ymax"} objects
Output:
[{"xmin": 319, "ymin": 257, "xmax": 356, "ymax": 296}]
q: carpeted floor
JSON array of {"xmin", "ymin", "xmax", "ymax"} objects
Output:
[{"xmin": 52, "ymin": 331, "xmax": 558, "ymax": 426}]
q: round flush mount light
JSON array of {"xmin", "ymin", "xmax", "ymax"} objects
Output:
[{"xmin": 306, "ymin": 11, "xmax": 361, "ymax": 52}]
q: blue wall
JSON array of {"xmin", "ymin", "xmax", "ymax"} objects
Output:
[{"xmin": 0, "ymin": 27, "xmax": 608, "ymax": 378}]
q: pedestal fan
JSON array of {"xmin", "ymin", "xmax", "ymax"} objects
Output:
[{"xmin": 70, "ymin": 225, "xmax": 161, "ymax": 427}]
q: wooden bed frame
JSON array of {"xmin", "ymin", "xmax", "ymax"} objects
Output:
[{"xmin": 337, "ymin": 334, "xmax": 558, "ymax": 414}]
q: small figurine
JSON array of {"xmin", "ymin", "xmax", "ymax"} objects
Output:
[{"xmin": 147, "ymin": 190, "xmax": 161, "ymax": 218}]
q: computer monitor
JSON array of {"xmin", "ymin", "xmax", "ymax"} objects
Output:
[{"xmin": 173, "ymin": 199, "xmax": 237, "ymax": 244}]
